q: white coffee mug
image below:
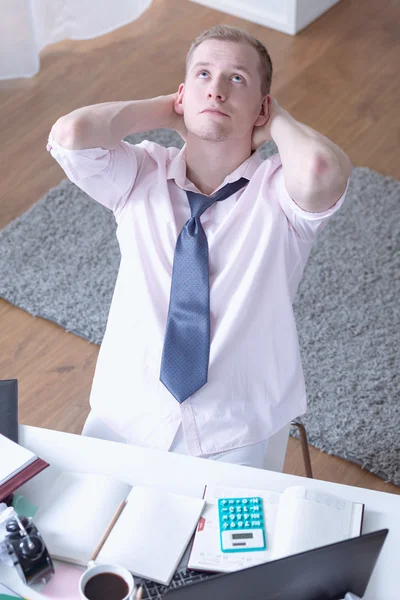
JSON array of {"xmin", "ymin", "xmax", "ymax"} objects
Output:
[{"xmin": 79, "ymin": 560, "xmax": 135, "ymax": 600}]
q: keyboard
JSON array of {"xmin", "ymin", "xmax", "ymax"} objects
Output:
[{"xmin": 136, "ymin": 567, "xmax": 216, "ymax": 599}]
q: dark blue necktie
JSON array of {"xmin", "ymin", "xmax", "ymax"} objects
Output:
[{"xmin": 160, "ymin": 177, "xmax": 249, "ymax": 403}]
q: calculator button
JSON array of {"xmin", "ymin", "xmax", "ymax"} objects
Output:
[
  {"xmin": 228, "ymin": 500, "xmax": 235, "ymax": 505},
  {"xmin": 222, "ymin": 522, "xmax": 229, "ymax": 529},
  {"xmin": 244, "ymin": 521, "xmax": 250, "ymax": 527},
  {"xmin": 242, "ymin": 499, "xmax": 248, "ymax": 504},
  {"xmin": 237, "ymin": 521, "xmax": 243, "ymax": 527},
  {"xmin": 222, "ymin": 515, "xmax": 228, "ymax": 521},
  {"xmin": 230, "ymin": 522, "xmax": 236, "ymax": 528},
  {"xmin": 229, "ymin": 514, "xmax": 235, "ymax": 520},
  {"xmin": 220, "ymin": 500, "xmax": 227, "ymax": 505}
]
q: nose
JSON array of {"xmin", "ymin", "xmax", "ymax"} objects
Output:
[{"xmin": 207, "ymin": 77, "xmax": 227, "ymax": 101}]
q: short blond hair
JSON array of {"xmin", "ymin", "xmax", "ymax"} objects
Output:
[{"xmin": 185, "ymin": 24, "xmax": 273, "ymax": 97}]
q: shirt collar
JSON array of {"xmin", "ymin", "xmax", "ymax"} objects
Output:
[{"xmin": 166, "ymin": 143, "xmax": 263, "ymax": 193}]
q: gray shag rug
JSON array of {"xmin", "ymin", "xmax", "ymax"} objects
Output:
[{"xmin": 1, "ymin": 129, "xmax": 399, "ymax": 485}]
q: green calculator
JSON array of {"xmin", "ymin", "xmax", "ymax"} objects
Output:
[{"xmin": 217, "ymin": 496, "xmax": 267, "ymax": 553}]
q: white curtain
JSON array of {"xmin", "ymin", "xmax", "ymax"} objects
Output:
[{"xmin": 0, "ymin": 0, "xmax": 152, "ymax": 80}]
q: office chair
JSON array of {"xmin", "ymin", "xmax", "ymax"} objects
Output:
[{"xmin": 264, "ymin": 417, "xmax": 313, "ymax": 478}]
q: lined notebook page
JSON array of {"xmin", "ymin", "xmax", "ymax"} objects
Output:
[
  {"xmin": 97, "ymin": 486, "xmax": 205, "ymax": 585},
  {"xmin": 273, "ymin": 486, "xmax": 363, "ymax": 559},
  {"xmin": 0, "ymin": 434, "xmax": 37, "ymax": 485}
]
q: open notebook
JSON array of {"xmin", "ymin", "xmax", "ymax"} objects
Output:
[
  {"xmin": 34, "ymin": 472, "xmax": 205, "ymax": 585},
  {"xmin": 0, "ymin": 434, "xmax": 49, "ymax": 502},
  {"xmin": 188, "ymin": 484, "xmax": 364, "ymax": 573}
]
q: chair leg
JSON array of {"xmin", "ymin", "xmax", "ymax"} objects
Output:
[{"xmin": 291, "ymin": 419, "xmax": 313, "ymax": 479}]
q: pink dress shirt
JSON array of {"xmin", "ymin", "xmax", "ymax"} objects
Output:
[{"xmin": 47, "ymin": 131, "xmax": 348, "ymax": 456}]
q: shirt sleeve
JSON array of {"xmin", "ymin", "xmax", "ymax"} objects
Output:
[
  {"xmin": 271, "ymin": 157, "xmax": 350, "ymax": 242},
  {"xmin": 46, "ymin": 130, "xmax": 148, "ymax": 219}
]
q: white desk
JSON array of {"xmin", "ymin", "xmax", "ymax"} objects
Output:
[{"xmin": 1, "ymin": 425, "xmax": 399, "ymax": 599}]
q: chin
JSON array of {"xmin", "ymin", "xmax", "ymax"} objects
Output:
[{"xmin": 189, "ymin": 124, "xmax": 231, "ymax": 143}]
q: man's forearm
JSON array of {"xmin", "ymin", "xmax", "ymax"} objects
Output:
[
  {"xmin": 270, "ymin": 108, "xmax": 352, "ymax": 211},
  {"xmin": 51, "ymin": 95, "xmax": 176, "ymax": 150}
]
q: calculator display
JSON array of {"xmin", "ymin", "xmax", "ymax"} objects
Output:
[{"xmin": 232, "ymin": 533, "xmax": 254, "ymax": 539}]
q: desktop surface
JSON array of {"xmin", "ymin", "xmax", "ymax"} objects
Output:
[{"xmin": 0, "ymin": 426, "xmax": 399, "ymax": 599}]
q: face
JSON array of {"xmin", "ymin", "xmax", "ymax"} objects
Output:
[{"xmin": 176, "ymin": 39, "xmax": 268, "ymax": 144}]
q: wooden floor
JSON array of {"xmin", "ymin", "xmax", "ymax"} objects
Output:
[{"xmin": 0, "ymin": 0, "xmax": 399, "ymax": 495}]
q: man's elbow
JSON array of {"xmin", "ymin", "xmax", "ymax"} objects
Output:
[
  {"xmin": 51, "ymin": 116, "xmax": 88, "ymax": 150},
  {"xmin": 311, "ymin": 147, "xmax": 352, "ymax": 185},
  {"xmin": 310, "ymin": 149, "xmax": 352, "ymax": 203},
  {"xmin": 285, "ymin": 152, "xmax": 352, "ymax": 212}
]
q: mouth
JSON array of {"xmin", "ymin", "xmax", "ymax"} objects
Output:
[{"xmin": 201, "ymin": 109, "xmax": 229, "ymax": 117}]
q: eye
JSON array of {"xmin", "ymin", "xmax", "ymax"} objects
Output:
[
  {"xmin": 232, "ymin": 75, "xmax": 244, "ymax": 83},
  {"xmin": 198, "ymin": 71, "xmax": 209, "ymax": 78}
]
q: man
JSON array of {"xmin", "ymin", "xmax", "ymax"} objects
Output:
[{"xmin": 47, "ymin": 25, "xmax": 352, "ymax": 468}]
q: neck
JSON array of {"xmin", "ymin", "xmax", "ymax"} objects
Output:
[{"xmin": 185, "ymin": 135, "xmax": 252, "ymax": 195}]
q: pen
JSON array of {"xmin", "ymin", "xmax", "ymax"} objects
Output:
[{"xmin": 135, "ymin": 584, "xmax": 143, "ymax": 600}]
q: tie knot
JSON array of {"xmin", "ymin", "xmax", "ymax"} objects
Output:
[{"xmin": 186, "ymin": 177, "xmax": 248, "ymax": 219}]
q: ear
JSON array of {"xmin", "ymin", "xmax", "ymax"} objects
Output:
[
  {"xmin": 174, "ymin": 83, "xmax": 185, "ymax": 115},
  {"xmin": 254, "ymin": 94, "xmax": 270, "ymax": 127}
]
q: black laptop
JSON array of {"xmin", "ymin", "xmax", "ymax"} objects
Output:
[{"xmin": 164, "ymin": 529, "xmax": 388, "ymax": 600}]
